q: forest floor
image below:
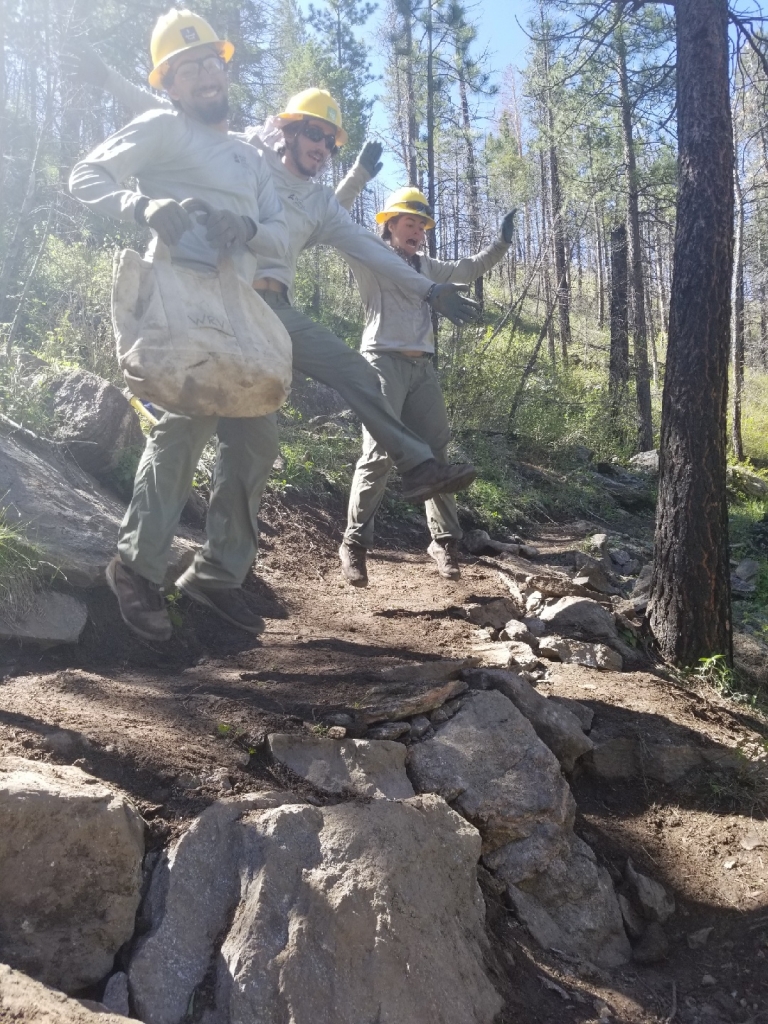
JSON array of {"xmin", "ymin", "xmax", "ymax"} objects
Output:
[{"xmin": 0, "ymin": 487, "xmax": 767, "ymax": 1024}]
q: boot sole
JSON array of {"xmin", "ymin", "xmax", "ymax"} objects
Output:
[
  {"xmin": 105, "ymin": 558, "xmax": 172, "ymax": 643},
  {"xmin": 177, "ymin": 579, "xmax": 265, "ymax": 635},
  {"xmin": 402, "ymin": 467, "xmax": 477, "ymax": 503}
]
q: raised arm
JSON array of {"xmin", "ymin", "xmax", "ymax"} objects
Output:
[
  {"xmin": 104, "ymin": 66, "xmax": 170, "ymax": 114},
  {"xmin": 334, "ymin": 142, "xmax": 383, "ymax": 212},
  {"xmin": 421, "ymin": 211, "xmax": 516, "ymax": 285}
]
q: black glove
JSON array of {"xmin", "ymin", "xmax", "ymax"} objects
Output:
[
  {"xmin": 136, "ymin": 198, "xmax": 193, "ymax": 246},
  {"xmin": 356, "ymin": 141, "xmax": 384, "ymax": 179},
  {"xmin": 199, "ymin": 208, "xmax": 256, "ymax": 251},
  {"xmin": 61, "ymin": 42, "xmax": 109, "ymax": 87},
  {"xmin": 427, "ymin": 283, "xmax": 482, "ymax": 325},
  {"xmin": 500, "ymin": 209, "xmax": 517, "ymax": 245}
]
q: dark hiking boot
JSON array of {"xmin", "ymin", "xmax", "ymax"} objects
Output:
[
  {"xmin": 428, "ymin": 539, "xmax": 462, "ymax": 580},
  {"xmin": 400, "ymin": 459, "xmax": 477, "ymax": 503},
  {"xmin": 339, "ymin": 541, "xmax": 368, "ymax": 587},
  {"xmin": 106, "ymin": 556, "xmax": 172, "ymax": 642},
  {"xmin": 177, "ymin": 579, "xmax": 266, "ymax": 635}
]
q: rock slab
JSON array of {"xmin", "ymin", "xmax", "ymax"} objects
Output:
[
  {"xmin": 0, "ymin": 964, "xmax": 121, "ymax": 1024},
  {"xmin": 129, "ymin": 793, "xmax": 501, "ymax": 1024},
  {"xmin": 0, "ymin": 756, "xmax": 144, "ymax": 991},
  {"xmin": 0, "ymin": 591, "xmax": 87, "ymax": 646},
  {"xmin": 268, "ymin": 733, "xmax": 414, "ymax": 798}
]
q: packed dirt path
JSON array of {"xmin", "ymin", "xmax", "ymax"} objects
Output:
[{"xmin": 1, "ymin": 507, "xmax": 767, "ymax": 1024}]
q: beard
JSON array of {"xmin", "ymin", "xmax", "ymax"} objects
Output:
[
  {"xmin": 189, "ymin": 92, "xmax": 229, "ymax": 125},
  {"xmin": 287, "ymin": 135, "xmax": 324, "ymax": 178}
]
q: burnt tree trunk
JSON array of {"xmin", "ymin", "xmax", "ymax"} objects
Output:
[
  {"xmin": 609, "ymin": 223, "xmax": 630, "ymax": 418},
  {"xmin": 648, "ymin": 0, "xmax": 734, "ymax": 667}
]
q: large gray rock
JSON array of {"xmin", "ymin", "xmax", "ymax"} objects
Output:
[
  {"xmin": 129, "ymin": 793, "xmax": 501, "ymax": 1024},
  {"xmin": 50, "ymin": 370, "xmax": 145, "ymax": 481},
  {"xmin": 0, "ymin": 757, "xmax": 144, "ymax": 992},
  {"xmin": 487, "ymin": 833, "xmax": 631, "ymax": 968},
  {"xmin": 268, "ymin": 734, "xmax": 414, "ymax": 798},
  {"xmin": 538, "ymin": 636, "xmax": 623, "ymax": 672},
  {"xmin": 0, "ymin": 591, "xmax": 87, "ymax": 646},
  {"xmin": 0, "ymin": 963, "xmax": 121, "ymax": 1024},
  {"xmin": 469, "ymin": 669, "xmax": 594, "ymax": 772},
  {"xmin": 408, "ymin": 689, "xmax": 575, "ymax": 853},
  {"xmin": 538, "ymin": 596, "xmax": 619, "ymax": 643},
  {"xmin": 0, "ymin": 433, "xmax": 195, "ymax": 587}
]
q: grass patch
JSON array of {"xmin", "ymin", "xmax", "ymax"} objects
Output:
[{"xmin": 0, "ymin": 516, "xmax": 44, "ymax": 623}]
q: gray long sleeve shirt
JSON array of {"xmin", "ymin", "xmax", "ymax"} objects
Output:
[
  {"xmin": 99, "ymin": 70, "xmax": 433, "ymax": 305},
  {"xmin": 69, "ymin": 108, "xmax": 288, "ymax": 280}
]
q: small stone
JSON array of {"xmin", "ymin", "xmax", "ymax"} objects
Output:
[
  {"xmin": 687, "ymin": 926, "xmax": 714, "ymax": 949},
  {"xmin": 499, "ymin": 619, "xmax": 537, "ymax": 646},
  {"xmin": 366, "ymin": 721, "xmax": 410, "ymax": 741},
  {"xmin": 430, "ymin": 707, "xmax": 451, "ymax": 725},
  {"xmin": 588, "ymin": 533, "xmax": 609, "ymax": 554},
  {"xmin": 176, "ymin": 772, "xmax": 202, "ymax": 790},
  {"xmin": 525, "ymin": 591, "xmax": 543, "ymax": 613},
  {"xmin": 618, "ymin": 894, "xmax": 645, "ymax": 939},
  {"xmin": 702, "ymin": 975, "xmax": 717, "ymax": 987},
  {"xmin": 326, "ymin": 726, "xmax": 346, "ymax": 739},
  {"xmin": 519, "ymin": 545, "xmax": 539, "ymax": 559},
  {"xmin": 735, "ymin": 558, "xmax": 760, "ymax": 583},
  {"xmin": 231, "ymin": 749, "xmax": 251, "ymax": 767},
  {"xmin": 625, "ymin": 859, "xmax": 675, "ymax": 922},
  {"xmin": 202, "ymin": 769, "xmax": 232, "ymax": 793},
  {"xmin": 723, "ymin": 858, "xmax": 737, "ymax": 870},
  {"xmin": 409, "ymin": 715, "xmax": 431, "ymax": 739},
  {"xmin": 102, "ymin": 971, "xmax": 130, "ymax": 1016},
  {"xmin": 463, "ymin": 598, "xmax": 521, "ymax": 630}
]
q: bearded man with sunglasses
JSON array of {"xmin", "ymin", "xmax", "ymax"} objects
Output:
[{"xmin": 71, "ymin": 21, "xmax": 481, "ymax": 507}]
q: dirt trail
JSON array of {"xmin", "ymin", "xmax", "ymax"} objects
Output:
[{"xmin": 0, "ymin": 508, "xmax": 767, "ymax": 1023}]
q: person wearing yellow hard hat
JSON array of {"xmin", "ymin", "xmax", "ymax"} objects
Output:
[
  {"xmin": 69, "ymin": 9, "xmax": 292, "ymax": 641},
  {"xmin": 71, "ymin": 39, "xmax": 487, "ymax": 532},
  {"xmin": 337, "ymin": 188, "xmax": 517, "ymax": 587}
]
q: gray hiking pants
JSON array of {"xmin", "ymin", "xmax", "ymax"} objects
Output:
[
  {"xmin": 118, "ymin": 295, "xmax": 434, "ymax": 587},
  {"xmin": 344, "ymin": 352, "xmax": 463, "ymax": 549}
]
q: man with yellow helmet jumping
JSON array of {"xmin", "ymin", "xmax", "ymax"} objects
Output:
[
  {"xmin": 69, "ymin": 9, "xmax": 482, "ymax": 639},
  {"xmin": 337, "ymin": 187, "xmax": 516, "ymax": 587}
]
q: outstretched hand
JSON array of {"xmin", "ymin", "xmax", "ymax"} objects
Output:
[
  {"xmin": 61, "ymin": 42, "xmax": 109, "ymax": 87},
  {"xmin": 356, "ymin": 141, "xmax": 384, "ymax": 179},
  {"xmin": 500, "ymin": 209, "xmax": 517, "ymax": 245},
  {"xmin": 428, "ymin": 283, "xmax": 482, "ymax": 326}
]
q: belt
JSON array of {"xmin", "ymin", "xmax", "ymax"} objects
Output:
[{"xmin": 253, "ymin": 277, "xmax": 288, "ymax": 295}]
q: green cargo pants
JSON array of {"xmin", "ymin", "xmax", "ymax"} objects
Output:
[
  {"xmin": 344, "ymin": 352, "xmax": 463, "ymax": 549},
  {"xmin": 118, "ymin": 295, "xmax": 435, "ymax": 588}
]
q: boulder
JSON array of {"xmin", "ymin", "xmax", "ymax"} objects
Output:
[
  {"xmin": 0, "ymin": 963, "xmax": 121, "ymax": 1024},
  {"xmin": 49, "ymin": 370, "xmax": 145, "ymax": 482},
  {"xmin": 572, "ymin": 552, "xmax": 622, "ymax": 596},
  {"xmin": 467, "ymin": 669, "xmax": 594, "ymax": 772},
  {"xmin": 628, "ymin": 450, "xmax": 659, "ymax": 476},
  {"xmin": 0, "ymin": 434, "xmax": 195, "ymax": 587},
  {"xmin": 407, "ymin": 689, "xmax": 575, "ymax": 854},
  {"xmin": 463, "ymin": 598, "xmax": 521, "ymax": 630},
  {"xmin": 538, "ymin": 636, "xmax": 623, "ymax": 672},
  {"xmin": 549, "ymin": 696, "xmax": 594, "ymax": 733},
  {"xmin": 538, "ymin": 596, "xmax": 619, "ymax": 644},
  {"xmin": 0, "ymin": 756, "xmax": 144, "ymax": 991},
  {"xmin": 102, "ymin": 972, "xmax": 130, "ymax": 1016},
  {"xmin": 499, "ymin": 618, "xmax": 537, "ymax": 646},
  {"xmin": 357, "ymin": 677, "xmax": 468, "ymax": 725},
  {"xmin": 727, "ymin": 464, "xmax": 768, "ymax": 498},
  {"xmin": 129, "ymin": 793, "xmax": 502, "ymax": 1024},
  {"xmin": 0, "ymin": 591, "xmax": 87, "ymax": 646},
  {"xmin": 488, "ymin": 832, "xmax": 631, "ymax": 968},
  {"xmin": 268, "ymin": 734, "xmax": 414, "ymax": 798}
]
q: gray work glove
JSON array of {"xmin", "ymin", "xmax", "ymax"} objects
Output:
[
  {"xmin": 356, "ymin": 141, "xmax": 384, "ymax": 179},
  {"xmin": 500, "ymin": 209, "xmax": 517, "ymax": 245},
  {"xmin": 137, "ymin": 198, "xmax": 193, "ymax": 246},
  {"xmin": 427, "ymin": 283, "xmax": 482, "ymax": 325},
  {"xmin": 61, "ymin": 42, "xmax": 109, "ymax": 87},
  {"xmin": 199, "ymin": 207, "xmax": 256, "ymax": 251}
]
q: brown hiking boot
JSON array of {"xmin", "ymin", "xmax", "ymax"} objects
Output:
[
  {"xmin": 177, "ymin": 579, "xmax": 265, "ymax": 635},
  {"xmin": 106, "ymin": 556, "xmax": 172, "ymax": 642},
  {"xmin": 339, "ymin": 541, "xmax": 368, "ymax": 587},
  {"xmin": 400, "ymin": 459, "xmax": 477, "ymax": 503},
  {"xmin": 428, "ymin": 539, "xmax": 462, "ymax": 580}
]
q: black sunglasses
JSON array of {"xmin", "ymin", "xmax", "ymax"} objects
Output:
[
  {"xmin": 401, "ymin": 200, "xmax": 434, "ymax": 218},
  {"xmin": 298, "ymin": 121, "xmax": 339, "ymax": 152}
]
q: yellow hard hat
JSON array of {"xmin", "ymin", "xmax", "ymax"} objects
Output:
[
  {"xmin": 276, "ymin": 88, "xmax": 349, "ymax": 147},
  {"xmin": 375, "ymin": 187, "xmax": 435, "ymax": 230},
  {"xmin": 148, "ymin": 9, "xmax": 234, "ymax": 88}
]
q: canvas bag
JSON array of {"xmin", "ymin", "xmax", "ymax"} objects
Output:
[{"xmin": 111, "ymin": 201, "xmax": 292, "ymax": 419}]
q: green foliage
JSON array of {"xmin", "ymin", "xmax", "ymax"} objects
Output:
[
  {"xmin": 0, "ymin": 515, "xmax": 44, "ymax": 623},
  {"xmin": 0, "ymin": 353, "xmax": 56, "ymax": 435}
]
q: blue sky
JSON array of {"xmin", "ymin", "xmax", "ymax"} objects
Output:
[{"xmin": 300, "ymin": 0, "xmax": 533, "ymax": 189}]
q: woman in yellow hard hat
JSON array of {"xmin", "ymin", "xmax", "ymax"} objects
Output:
[{"xmin": 338, "ymin": 188, "xmax": 516, "ymax": 587}]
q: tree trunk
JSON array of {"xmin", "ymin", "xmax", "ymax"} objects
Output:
[
  {"xmin": 615, "ymin": 12, "xmax": 653, "ymax": 450},
  {"xmin": 731, "ymin": 160, "xmax": 745, "ymax": 461},
  {"xmin": 609, "ymin": 223, "xmax": 630, "ymax": 416},
  {"xmin": 648, "ymin": 0, "xmax": 734, "ymax": 667},
  {"xmin": 539, "ymin": 149, "xmax": 556, "ymax": 363}
]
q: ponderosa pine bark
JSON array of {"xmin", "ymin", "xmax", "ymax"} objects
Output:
[
  {"xmin": 648, "ymin": 0, "xmax": 733, "ymax": 667},
  {"xmin": 609, "ymin": 223, "xmax": 630, "ymax": 417}
]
